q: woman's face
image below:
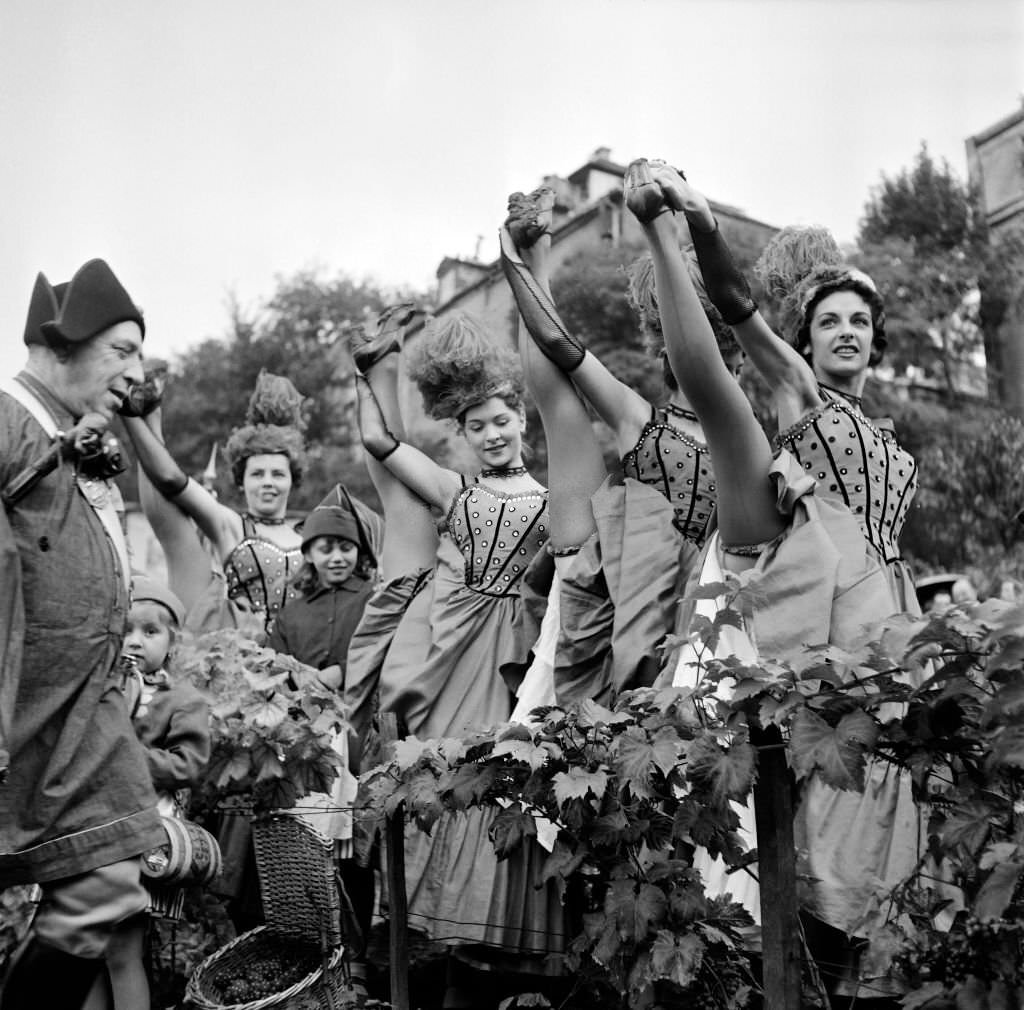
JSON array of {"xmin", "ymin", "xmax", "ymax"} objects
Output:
[
  {"xmin": 242, "ymin": 453, "xmax": 293, "ymax": 518},
  {"xmin": 807, "ymin": 290, "xmax": 875, "ymax": 382},
  {"xmin": 460, "ymin": 396, "xmax": 525, "ymax": 470}
]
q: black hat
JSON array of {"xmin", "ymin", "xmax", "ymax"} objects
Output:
[
  {"xmin": 40, "ymin": 259, "xmax": 145, "ymax": 345},
  {"xmin": 23, "ymin": 274, "xmax": 69, "ymax": 347},
  {"xmin": 298, "ymin": 483, "xmax": 383, "ymax": 568},
  {"xmin": 300, "ymin": 507, "xmax": 362, "ymax": 553}
]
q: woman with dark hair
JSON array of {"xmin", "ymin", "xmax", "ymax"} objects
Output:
[
  {"xmin": 122, "ymin": 371, "xmax": 312, "ymax": 634},
  {"xmin": 498, "ymin": 187, "xmax": 744, "ymax": 706},
  {"xmin": 629, "ymin": 160, "xmax": 926, "ymax": 1006},
  {"xmin": 352, "ymin": 313, "xmax": 562, "ymax": 955}
]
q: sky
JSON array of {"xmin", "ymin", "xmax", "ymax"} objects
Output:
[{"xmin": 1, "ymin": 0, "xmax": 1022, "ymax": 375}]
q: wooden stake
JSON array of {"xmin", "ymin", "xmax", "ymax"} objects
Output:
[
  {"xmin": 751, "ymin": 725, "xmax": 802, "ymax": 1009},
  {"xmin": 380, "ymin": 713, "xmax": 410, "ymax": 1010}
]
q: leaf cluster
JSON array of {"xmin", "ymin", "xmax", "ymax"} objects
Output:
[{"xmin": 175, "ymin": 628, "xmax": 350, "ymax": 813}]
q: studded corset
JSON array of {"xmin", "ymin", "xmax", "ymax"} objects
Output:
[
  {"xmin": 775, "ymin": 395, "xmax": 917, "ymax": 564},
  {"xmin": 223, "ymin": 515, "xmax": 302, "ymax": 623},
  {"xmin": 445, "ymin": 483, "xmax": 548, "ymax": 597},
  {"xmin": 621, "ymin": 408, "xmax": 716, "ymax": 544}
]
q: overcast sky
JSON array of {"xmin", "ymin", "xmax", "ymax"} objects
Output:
[{"xmin": 1, "ymin": 0, "xmax": 1021, "ymax": 375}]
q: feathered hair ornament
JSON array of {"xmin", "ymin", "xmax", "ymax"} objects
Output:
[
  {"xmin": 224, "ymin": 370, "xmax": 309, "ymax": 486},
  {"xmin": 754, "ymin": 225, "xmax": 887, "ymax": 365},
  {"xmin": 406, "ymin": 313, "xmax": 524, "ymax": 422},
  {"xmin": 626, "ymin": 251, "xmax": 740, "ymax": 391}
]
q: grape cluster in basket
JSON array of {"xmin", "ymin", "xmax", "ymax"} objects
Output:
[{"xmin": 218, "ymin": 949, "xmax": 314, "ymax": 1004}]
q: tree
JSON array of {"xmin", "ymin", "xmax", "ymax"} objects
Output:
[
  {"xmin": 152, "ymin": 268, "xmax": 420, "ymax": 512},
  {"xmin": 855, "ymin": 144, "xmax": 986, "ymax": 399}
]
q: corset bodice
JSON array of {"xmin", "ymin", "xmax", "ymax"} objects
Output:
[
  {"xmin": 223, "ymin": 519, "xmax": 302, "ymax": 623},
  {"xmin": 445, "ymin": 484, "xmax": 548, "ymax": 597},
  {"xmin": 776, "ymin": 396, "xmax": 917, "ymax": 563},
  {"xmin": 621, "ymin": 408, "xmax": 716, "ymax": 543}
]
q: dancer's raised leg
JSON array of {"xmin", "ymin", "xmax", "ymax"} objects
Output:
[
  {"xmin": 625, "ymin": 160, "xmax": 784, "ymax": 558},
  {"xmin": 500, "ymin": 189, "xmax": 605, "ymax": 550},
  {"xmin": 351, "ymin": 306, "xmax": 437, "ymax": 580}
]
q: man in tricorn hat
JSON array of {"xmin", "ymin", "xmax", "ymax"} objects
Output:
[{"xmin": 0, "ymin": 261, "xmax": 164, "ymax": 1009}]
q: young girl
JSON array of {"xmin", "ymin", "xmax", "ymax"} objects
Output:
[
  {"xmin": 267, "ymin": 495, "xmax": 376, "ymax": 982},
  {"xmin": 267, "ymin": 496, "xmax": 376, "ymax": 689},
  {"xmin": 83, "ymin": 577, "xmax": 211, "ymax": 1010}
]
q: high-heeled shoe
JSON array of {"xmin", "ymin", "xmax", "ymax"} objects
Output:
[
  {"xmin": 624, "ymin": 158, "xmax": 673, "ymax": 224},
  {"xmin": 505, "ymin": 187, "xmax": 555, "ymax": 251},
  {"xmin": 350, "ymin": 302, "xmax": 423, "ymax": 374}
]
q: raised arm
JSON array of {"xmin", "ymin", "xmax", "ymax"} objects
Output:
[
  {"xmin": 120, "ymin": 414, "xmax": 242, "ymax": 560},
  {"xmin": 499, "ymin": 191, "xmax": 651, "ymax": 455},
  {"xmin": 656, "ymin": 165, "xmax": 821, "ymax": 413},
  {"xmin": 354, "ymin": 374, "xmax": 461, "ymax": 512}
]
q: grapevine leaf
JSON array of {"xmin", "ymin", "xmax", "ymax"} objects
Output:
[
  {"xmin": 939, "ymin": 801, "xmax": 995, "ymax": 853},
  {"xmin": 244, "ymin": 668, "xmax": 290, "ymax": 692},
  {"xmin": 252, "ymin": 742, "xmax": 286, "ymax": 782},
  {"xmin": 577, "ymin": 699, "xmax": 630, "ymax": 729},
  {"xmin": 590, "ymin": 808, "xmax": 631, "ymax": 847},
  {"xmin": 648, "ymin": 929, "xmax": 703, "ymax": 989},
  {"xmin": 685, "ymin": 735, "xmax": 756, "ymax": 804},
  {"xmin": 973, "ymin": 858, "xmax": 1024, "ymax": 920},
  {"xmin": 242, "ymin": 693, "xmax": 290, "ymax": 731},
  {"xmin": 215, "ymin": 749, "xmax": 252, "ymax": 789},
  {"xmin": 489, "ymin": 803, "xmax": 538, "ymax": 859},
  {"xmin": 438, "ymin": 763, "xmax": 499, "ymax": 809},
  {"xmin": 790, "ymin": 708, "xmax": 877, "ymax": 790},
  {"xmin": 552, "ymin": 767, "xmax": 609, "ymax": 808},
  {"xmin": 491, "ymin": 739, "xmax": 551, "ymax": 771},
  {"xmin": 684, "ymin": 581, "xmax": 732, "ymax": 602},
  {"xmin": 605, "ymin": 878, "xmax": 667, "ymax": 941},
  {"xmin": 256, "ymin": 776, "xmax": 298, "ymax": 811},
  {"xmin": 613, "ymin": 729, "xmax": 671, "ymax": 799},
  {"xmin": 390, "ymin": 737, "xmax": 432, "ymax": 770},
  {"xmin": 978, "ymin": 842, "xmax": 1020, "ymax": 870},
  {"xmin": 406, "ymin": 769, "xmax": 444, "ymax": 831},
  {"xmin": 539, "ymin": 840, "xmax": 586, "ymax": 901}
]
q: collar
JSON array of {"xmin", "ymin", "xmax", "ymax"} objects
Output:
[
  {"xmin": 306, "ymin": 576, "xmax": 366, "ymax": 600},
  {"xmin": 16, "ymin": 370, "xmax": 78, "ymax": 427}
]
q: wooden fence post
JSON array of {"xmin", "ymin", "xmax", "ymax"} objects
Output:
[
  {"xmin": 751, "ymin": 724, "xmax": 802, "ymax": 1009},
  {"xmin": 379, "ymin": 713, "xmax": 410, "ymax": 1010}
]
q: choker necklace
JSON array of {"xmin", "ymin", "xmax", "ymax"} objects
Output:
[
  {"xmin": 480, "ymin": 465, "xmax": 529, "ymax": 478},
  {"xmin": 818, "ymin": 383, "xmax": 863, "ymax": 411},
  {"xmin": 244, "ymin": 512, "xmax": 288, "ymax": 526},
  {"xmin": 665, "ymin": 402, "xmax": 700, "ymax": 424}
]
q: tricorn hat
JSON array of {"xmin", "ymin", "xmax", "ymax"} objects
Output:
[
  {"xmin": 23, "ymin": 274, "xmax": 69, "ymax": 347},
  {"xmin": 40, "ymin": 259, "xmax": 145, "ymax": 345}
]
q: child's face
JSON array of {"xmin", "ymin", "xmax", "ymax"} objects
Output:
[
  {"xmin": 305, "ymin": 535, "xmax": 359, "ymax": 588},
  {"xmin": 123, "ymin": 600, "xmax": 175, "ymax": 674}
]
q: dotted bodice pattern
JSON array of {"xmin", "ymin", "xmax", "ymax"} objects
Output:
[
  {"xmin": 446, "ymin": 484, "xmax": 548, "ymax": 597},
  {"xmin": 621, "ymin": 409, "xmax": 716, "ymax": 544},
  {"xmin": 223, "ymin": 518, "xmax": 302, "ymax": 623},
  {"xmin": 776, "ymin": 396, "xmax": 917, "ymax": 564}
]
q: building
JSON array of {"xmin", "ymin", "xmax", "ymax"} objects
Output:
[
  {"xmin": 404, "ymin": 148, "xmax": 777, "ymax": 469},
  {"xmin": 967, "ymin": 105, "xmax": 1024, "ymax": 412}
]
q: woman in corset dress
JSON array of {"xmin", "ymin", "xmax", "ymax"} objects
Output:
[
  {"xmin": 354, "ymin": 314, "xmax": 564, "ymax": 955},
  {"xmin": 497, "ymin": 187, "xmax": 744, "ymax": 709},
  {"xmin": 645, "ymin": 161, "xmax": 929, "ymax": 1004}
]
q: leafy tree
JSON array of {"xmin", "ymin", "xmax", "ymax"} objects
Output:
[
  {"xmin": 855, "ymin": 144, "xmax": 986, "ymax": 399},
  {"xmin": 153, "ymin": 268, "xmax": 419, "ymax": 511}
]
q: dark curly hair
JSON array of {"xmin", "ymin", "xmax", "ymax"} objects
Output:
[
  {"xmin": 792, "ymin": 267, "xmax": 888, "ymax": 368},
  {"xmin": 224, "ymin": 370, "xmax": 309, "ymax": 486},
  {"xmin": 405, "ymin": 313, "xmax": 524, "ymax": 423},
  {"xmin": 753, "ymin": 225, "xmax": 886, "ymax": 367},
  {"xmin": 626, "ymin": 251, "xmax": 741, "ymax": 391}
]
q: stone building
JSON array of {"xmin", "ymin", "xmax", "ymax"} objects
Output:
[
  {"xmin": 403, "ymin": 148, "xmax": 777, "ymax": 469},
  {"xmin": 967, "ymin": 105, "xmax": 1024, "ymax": 411}
]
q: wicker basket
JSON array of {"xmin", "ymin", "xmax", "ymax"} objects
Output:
[{"xmin": 186, "ymin": 814, "xmax": 349, "ymax": 1010}]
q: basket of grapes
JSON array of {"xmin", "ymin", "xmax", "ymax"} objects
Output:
[{"xmin": 186, "ymin": 816, "xmax": 350, "ymax": 1009}]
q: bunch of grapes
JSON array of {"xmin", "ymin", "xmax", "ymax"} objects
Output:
[
  {"xmin": 896, "ymin": 916, "xmax": 1024, "ymax": 989},
  {"xmin": 216, "ymin": 946, "xmax": 318, "ymax": 1005}
]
